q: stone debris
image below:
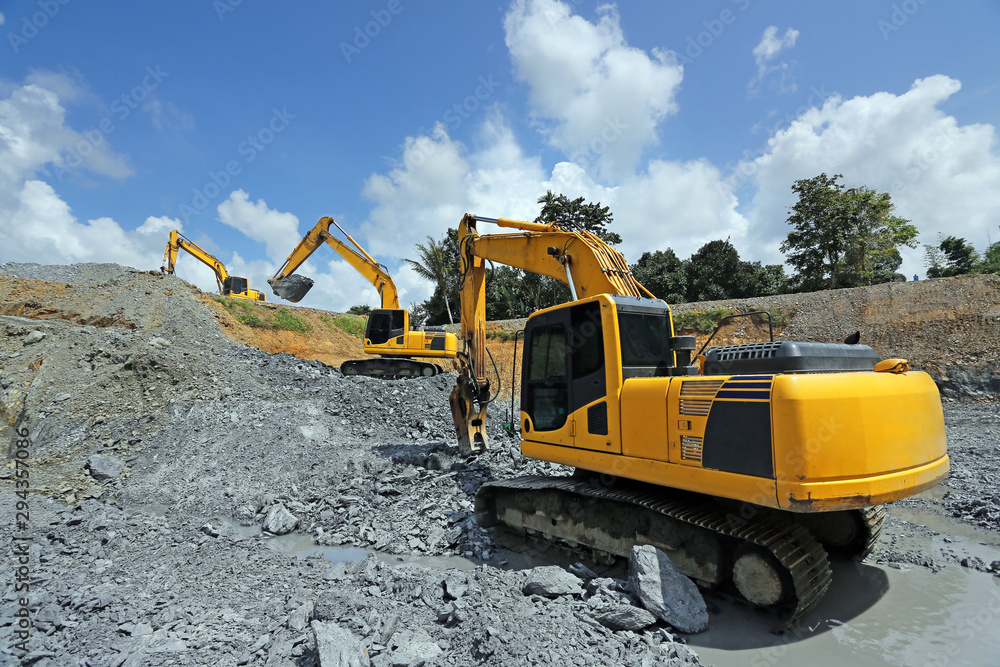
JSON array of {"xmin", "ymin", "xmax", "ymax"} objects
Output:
[
  {"xmin": 628, "ymin": 545, "xmax": 709, "ymax": 634},
  {"xmin": 522, "ymin": 565, "xmax": 584, "ymax": 597},
  {"xmin": 264, "ymin": 503, "xmax": 301, "ymax": 535},
  {"xmin": 1, "ymin": 261, "xmax": 996, "ymax": 665},
  {"xmin": 85, "ymin": 453, "xmax": 125, "ymax": 480},
  {"xmin": 23, "ymin": 329, "xmax": 45, "ymax": 345},
  {"xmin": 312, "ymin": 621, "xmax": 370, "ymax": 667}
]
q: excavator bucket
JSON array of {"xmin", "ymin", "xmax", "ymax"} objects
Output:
[{"xmin": 269, "ymin": 275, "xmax": 314, "ymax": 302}]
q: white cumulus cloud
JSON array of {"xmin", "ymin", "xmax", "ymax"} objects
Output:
[
  {"xmin": 503, "ymin": 0, "xmax": 683, "ymax": 178},
  {"xmin": 743, "ymin": 75, "xmax": 1000, "ymax": 277},
  {"xmin": 750, "ymin": 26, "xmax": 799, "ymax": 95}
]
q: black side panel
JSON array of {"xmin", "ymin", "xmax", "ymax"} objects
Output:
[
  {"xmin": 587, "ymin": 402, "xmax": 608, "ymax": 435},
  {"xmin": 428, "ymin": 333, "xmax": 446, "ymax": 350},
  {"xmin": 702, "ymin": 402, "xmax": 773, "ymax": 478}
]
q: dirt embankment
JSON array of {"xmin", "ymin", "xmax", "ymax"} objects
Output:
[{"xmin": 194, "ymin": 295, "xmax": 366, "ymax": 368}]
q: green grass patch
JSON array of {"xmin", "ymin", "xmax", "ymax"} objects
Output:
[
  {"xmin": 213, "ymin": 296, "xmax": 267, "ymax": 328},
  {"xmin": 486, "ymin": 329, "xmax": 520, "ymax": 342},
  {"xmin": 212, "ymin": 296, "xmax": 311, "ymax": 333},
  {"xmin": 328, "ymin": 314, "xmax": 367, "ymax": 339},
  {"xmin": 272, "ymin": 308, "xmax": 311, "ymax": 334},
  {"xmin": 673, "ymin": 307, "xmax": 735, "ymax": 333}
]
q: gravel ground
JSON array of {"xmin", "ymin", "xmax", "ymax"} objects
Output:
[{"xmin": 1, "ymin": 263, "xmax": 998, "ymax": 666}]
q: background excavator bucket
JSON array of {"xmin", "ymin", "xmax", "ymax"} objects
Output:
[{"xmin": 269, "ymin": 274, "xmax": 314, "ymax": 302}]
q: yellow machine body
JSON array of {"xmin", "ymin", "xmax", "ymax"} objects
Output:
[
  {"xmin": 515, "ymin": 293, "xmax": 948, "ymax": 513},
  {"xmin": 362, "ymin": 308, "xmax": 458, "ymax": 360}
]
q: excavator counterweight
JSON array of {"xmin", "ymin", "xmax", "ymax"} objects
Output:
[{"xmin": 452, "ymin": 212, "xmax": 948, "ymax": 628}]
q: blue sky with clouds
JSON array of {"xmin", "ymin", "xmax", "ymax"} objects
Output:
[{"xmin": 1, "ymin": 0, "xmax": 998, "ymax": 311}]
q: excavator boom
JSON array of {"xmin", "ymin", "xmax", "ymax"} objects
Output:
[{"xmin": 269, "ymin": 217, "xmax": 399, "ymax": 308}]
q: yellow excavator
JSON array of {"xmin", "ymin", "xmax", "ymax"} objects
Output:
[
  {"xmin": 268, "ymin": 217, "xmax": 458, "ymax": 378},
  {"xmin": 161, "ymin": 230, "xmax": 266, "ymax": 302},
  {"xmin": 451, "ymin": 214, "xmax": 949, "ymax": 626}
]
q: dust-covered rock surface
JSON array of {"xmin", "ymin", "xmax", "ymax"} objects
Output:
[{"xmin": 2, "ymin": 263, "xmax": 999, "ymax": 666}]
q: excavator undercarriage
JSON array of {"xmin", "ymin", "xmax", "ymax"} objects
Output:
[{"xmin": 476, "ymin": 474, "xmax": 885, "ymax": 628}]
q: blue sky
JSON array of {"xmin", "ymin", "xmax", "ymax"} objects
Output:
[{"xmin": 1, "ymin": 0, "xmax": 998, "ymax": 311}]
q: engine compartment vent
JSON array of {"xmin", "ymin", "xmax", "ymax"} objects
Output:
[
  {"xmin": 704, "ymin": 341, "xmax": 881, "ymax": 375},
  {"xmin": 680, "ymin": 436, "xmax": 703, "ymax": 462}
]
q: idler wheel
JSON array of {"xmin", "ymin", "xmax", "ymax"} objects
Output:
[{"xmin": 732, "ymin": 547, "xmax": 792, "ymax": 607}]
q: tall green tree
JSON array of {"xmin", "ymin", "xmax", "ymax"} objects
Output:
[
  {"xmin": 781, "ymin": 174, "xmax": 918, "ymax": 291},
  {"xmin": 925, "ymin": 235, "xmax": 979, "ymax": 278},
  {"xmin": 403, "ymin": 232, "xmax": 459, "ymax": 324},
  {"xmin": 978, "ymin": 239, "xmax": 1000, "ymax": 274},
  {"xmin": 631, "ymin": 249, "xmax": 687, "ymax": 302},
  {"xmin": 535, "ymin": 191, "xmax": 622, "ymax": 245},
  {"xmin": 685, "ymin": 240, "xmax": 739, "ymax": 301}
]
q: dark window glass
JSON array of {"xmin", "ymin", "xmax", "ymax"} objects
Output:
[
  {"xmin": 618, "ymin": 312, "xmax": 672, "ymax": 367},
  {"xmin": 526, "ymin": 324, "xmax": 568, "ymax": 431},
  {"xmin": 570, "ymin": 301, "xmax": 604, "ymax": 378}
]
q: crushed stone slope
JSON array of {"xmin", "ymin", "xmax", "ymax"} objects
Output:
[
  {"xmin": 1, "ymin": 263, "xmax": 703, "ymax": 666},
  {"xmin": 2, "ymin": 262, "xmax": 999, "ymax": 665}
]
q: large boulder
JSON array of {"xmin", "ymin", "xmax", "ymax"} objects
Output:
[
  {"xmin": 627, "ymin": 545, "xmax": 709, "ymax": 633},
  {"xmin": 263, "ymin": 503, "xmax": 299, "ymax": 535},
  {"xmin": 312, "ymin": 621, "xmax": 369, "ymax": 667}
]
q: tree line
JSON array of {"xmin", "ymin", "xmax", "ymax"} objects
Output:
[{"xmin": 391, "ymin": 176, "xmax": 998, "ymax": 326}]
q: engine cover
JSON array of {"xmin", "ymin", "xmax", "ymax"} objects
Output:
[{"xmin": 703, "ymin": 341, "xmax": 881, "ymax": 375}]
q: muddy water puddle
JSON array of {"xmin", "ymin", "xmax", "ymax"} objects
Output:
[
  {"xmin": 261, "ymin": 531, "xmax": 480, "ymax": 570},
  {"xmin": 694, "ymin": 541, "xmax": 1000, "ymax": 666},
  {"xmin": 246, "ymin": 518, "xmax": 1000, "ymax": 666}
]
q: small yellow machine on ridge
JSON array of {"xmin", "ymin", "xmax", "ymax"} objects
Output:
[
  {"xmin": 161, "ymin": 230, "xmax": 266, "ymax": 302},
  {"xmin": 269, "ymin": 217, "xmax": 457, "ymax": 378},
  {"xmin": 450, "ymin": 213, "xmax": 949, "ymax": 626}
]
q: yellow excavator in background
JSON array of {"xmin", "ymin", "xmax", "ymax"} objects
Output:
[
  {"xmin": 451, "ymin": 213, "xmax": 949, "ymax": 626},
  {"xmin": 161, "ymin": 230, "xmax": 266, "ymax": 302},
  {"xmin": 268, "ymin": 217, "xmax": 458, "ymax": 378}
]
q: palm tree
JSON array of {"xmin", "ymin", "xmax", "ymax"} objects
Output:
[{"xmin": 404, "ymin": 236, "xmax": 455, "ymax": 324}]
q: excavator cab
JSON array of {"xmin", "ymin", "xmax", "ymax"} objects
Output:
[{"xmin": 365, "ymin": 309, "xmax": 407, "ymax": 345}]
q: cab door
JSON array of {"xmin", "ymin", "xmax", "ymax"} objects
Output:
[{"xmin": 521, "ymin": 300, "xmax": 611, "ymax": 452}]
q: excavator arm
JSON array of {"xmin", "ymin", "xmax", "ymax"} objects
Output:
[
  {"xmin": 160, "ymin": 230, "xmax": 267, "ymax": 302},
  {"xmin": 162, "ymin": 229, "xmax": 229, "ymax": 293},
  {"xmin": 451, "ymin": 214, "xmax": 661, "ymax": 453},
  {"xmin": 268, "ymin": 217, "xmax": 400, "ymax": 309}
]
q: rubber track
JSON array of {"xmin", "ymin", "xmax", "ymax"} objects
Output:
[
  {"xmin": 340, "ymin": 358, "xmax": 441, "ymax": 378},
  {"xmin": 855, "ymin": 505, "xmax": 886, "ymax": 561},
  {"xmin": 478, "ymin": 476, "xmax": 833, "ymax": 629}
]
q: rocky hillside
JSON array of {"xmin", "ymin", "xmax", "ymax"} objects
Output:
[{"xmin": 1, "ymin": 262, "xmax": 998, "ymax": 666}]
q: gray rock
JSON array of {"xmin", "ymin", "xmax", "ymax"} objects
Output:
[
  {"xmin": 263, "ymin": 504, "xmax": 300, "ymax": 535},
  {"xmin": 388, "ymin": 628, "xmax": 443, "ymax": 666},
  {"xmin": 627, "ymin": 545, "xmax": 708, "ymax": 634},
  {"xmin": 522, "ymin": 565, "xmax": 584, "ymax": 597},
  {"xmin": 312, "ymin": 621, "xmax": 370, "ymax": 667},
  {"xmin": 593, "ymin": 604, "xmax": 658, "ymax": 631},
  {"xmin": 442, "ymin": 573, "xmax": 469, "ymax": 600},
  {"xmin": 23, "ymin": 330, "xmax": 45, "ymax": 345},
  {"xmin": 86, "ymin": 454, "xmax": 125, "ymax": 481}
]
